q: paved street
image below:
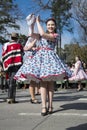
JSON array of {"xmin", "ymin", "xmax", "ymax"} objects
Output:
[{"xmin": 0, "ymin": 88, "xmax": 87, "ymax": 130}]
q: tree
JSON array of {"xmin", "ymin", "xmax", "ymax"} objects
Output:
[
  {"xmin": 72, "ymin": 0, "xmax": 87, "ymax": 43},
  {"xmin": 64, "ymin": 43, "xmax": 87, "ymax": 64},
  {"xmin": 0, "ymin": 0, "xmax": 22, "ymax": 44},
  {"xmin": 51, "ymin": 0, "xmax": 72, "ymax": 56},
  {"xmin": 32, "ymin": 0, "xmax": 72, "ymax": 56}
]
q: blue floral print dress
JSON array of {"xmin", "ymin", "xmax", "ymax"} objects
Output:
[
  {"xmin": 14, "ymin": 37, "xmax": 38, "ymax": 82},
  {"xmin": 14, "ymin": 36, "xmax": 72, "ymax": 83}
]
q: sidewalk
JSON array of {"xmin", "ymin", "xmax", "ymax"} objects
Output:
[{"xmin": 0, "ymin": 88, "xmax": 87, "ymax": 130}]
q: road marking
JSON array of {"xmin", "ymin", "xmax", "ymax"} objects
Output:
[
  {"xmin": 0, "ymin": 99, "xmax": 4, "ymax": 102},
  {"xmin": 17, "ymin": 98, "xmax": 29, "ymax": 101},
  {"xmin": 19, "ymin": 113, "xmax": 40, "ymax": 116},
  {"xmin": 19, "ymin": 113, "xmax": 87, "ymax": 117},
  {"xmin": 78, "ymin": 98, "xmax": 87, "ymax": 101},
  {"xmin": 0, "ymin": 98, "xmax": 29, "ymax": 102}
]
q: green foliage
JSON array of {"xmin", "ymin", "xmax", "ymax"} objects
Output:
[
  {"xmin": 32, "ymin": 0, "xmax": 73, "ymax": 56},
  {"xmin": 51, "ymin": 0, "xmax": 72, "ymax": 56},
  {"xmin": 72, "ymin": 0, "xmax": 87, "ymax": 43},
  {"xmin": 51, "ymin": 0, "xmax": 72, "ymax": 33},
  {"xmin": 0, "ymin": 36, "xmax": 9, "ymax": 44},
  {"xmin": 63, "ymin": 43, "xmax": 87, "ymax": 64},
  {"xmin": 0, "ymin": 0, "xmax": 21, "ymax": 44}
]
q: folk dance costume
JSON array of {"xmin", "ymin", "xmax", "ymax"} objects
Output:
[
  {"xmin": 2, "ymin": 34, "xmax": 23, "ymax": 103},
  {"xmin": 15, "ymin": 37, "xmax": 38, "ymax": 82},
  {"xmin": 14, "ymin": 37, "xmax": 72, "ymax": 83},
  {"xmin": 14, "ymin": 14, "xmax": 72, "ymax": 83},
  {"xmin": 69, "ymin": 60, "xmax": 87, "ymax": 81},
  {"xmin": 2, "ymin": 42, "xmax": 23, "ymax": 71}
]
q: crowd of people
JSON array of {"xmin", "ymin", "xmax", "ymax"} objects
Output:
[{"xmin": 0, "ymin": 14, "xmax": 87, "ymax": 116}]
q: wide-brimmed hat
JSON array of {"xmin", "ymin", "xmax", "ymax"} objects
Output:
[{"xmin": 11, "ymin": 32, "xmax": 19, "ymax": 38}]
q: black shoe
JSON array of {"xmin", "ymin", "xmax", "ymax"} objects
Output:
[
  {"xmin": 35, "ymin": 93, "xmax": 40, "ymax": 95},
  {"xmin": 12, "ymin": 100, "xmax": 18, "ymax": 104},
  {"xmin": 77, "ymin": 88, "xmax": 83, "ymax": 91},
  {"xmin": 30, "ymin": 99, "xmax": 40, "ymax": 104},
  {"xmin": 47, "ymin": 107, "xmax": 53, "ymax": 114},
  {"xmin": 48, "ymin": 111, "xmax": 53, "ymax": 114},
  {"xmin": 41, "ymin": 107, "xmax": 48, "ymax": 116}
]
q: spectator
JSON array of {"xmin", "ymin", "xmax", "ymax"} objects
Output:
[{"xmin": 82, "ymin": 62, "xmax": 87, "ymax": 74}]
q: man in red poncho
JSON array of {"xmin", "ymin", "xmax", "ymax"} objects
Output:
[{"xmin": 2, "ymin": 32, "xmax": 23, "ymax": 104}]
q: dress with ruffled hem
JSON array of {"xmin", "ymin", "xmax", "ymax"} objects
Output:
[
  {"xmin": 69, "ymin": 61, "xmax": 87, "ymax": 81},
  {"xmin": 14, "ymin": 38, "xmax": 72, "ymax": 83}
]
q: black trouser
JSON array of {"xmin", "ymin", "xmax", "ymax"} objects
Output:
[
  {"xmin": 0, "ymin": 76, "xmax": 4, "ymax": 90},
  {"xmin": 7, "ymin": 72, "xmax": 16, "ymax": 101},
  {"xmin": 7, "ymin": 66, "xmax": 21, "ymax": 101},
  {"xmin": 0, "ymin": 76, "xmax": 6, "ymax": 90}
]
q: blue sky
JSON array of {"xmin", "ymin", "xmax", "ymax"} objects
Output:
[
  {"xmin": 0, "ymin": 0, "xmax": 77, "ymax": 58},
  {"xmin": 13, "ymin": 0, "xmax": 76, "ymax": 44}
]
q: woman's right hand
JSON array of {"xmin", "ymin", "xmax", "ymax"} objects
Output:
[{"xmin": 36, "ymin": 15, "xmax": 40, "ymax": 22}]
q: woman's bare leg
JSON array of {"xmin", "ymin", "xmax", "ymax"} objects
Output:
[
  {"xmin": 77, "ymin": 81, "xmax": 83, "ymax": 91},
  {"xmin": 47, "ymin": 81, "xmax": 54, "ymax": 112},
  {"xmin": 40, "ymin": 81, "xmax": 47, "ymax": 113},
  {"xmin": 29, "ymin": 81, "xmax": 36, "ymax": 100}
]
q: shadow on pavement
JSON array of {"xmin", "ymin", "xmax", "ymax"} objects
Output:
[
  {"xmin": 66, "ymin": 123, "xmax": 87, "ymax": 130},
  {"xmin": 61, "ymin": 102, "xmax": 87, "ymax": 110},
  {"xmin": 53, "ymin": 102, "xmax": 87, "ymax": 114},
  {"xmin": 53, "ymin": 95, "xmax": 86, "ymax": 102}
]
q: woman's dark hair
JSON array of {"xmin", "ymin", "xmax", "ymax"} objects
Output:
[
  {"xmin": 46, "ymin": 18, "xmax": 57, "ymax": 33},
  {"xmin": 46, "ymin": 18, "xmax": 56, "ymax": 25}
]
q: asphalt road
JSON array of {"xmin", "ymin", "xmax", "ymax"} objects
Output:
[{"xmin": 0, "ymin": 88, "xmax": 87, "ymax": 130}]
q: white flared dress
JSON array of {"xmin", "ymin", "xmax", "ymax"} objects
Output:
[
  {"xmin": 69, "ymin": 60, "xmax": 87, "ymax": 81},
  {"xmin": 14, "ymin": 37, "xmax": 72, "ymax": 83}
]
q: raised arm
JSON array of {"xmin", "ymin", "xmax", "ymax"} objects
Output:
[
  {"xmin": 28, "ymin": 18, "xmax": 40, "ymax": 40},
  {"xmin": 36, "ymin": 16, "xmax": 56, "ymax": 41},
  {"xmin": 23, "ymin": 38, "xmax": 37, "ymax": 51}
]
